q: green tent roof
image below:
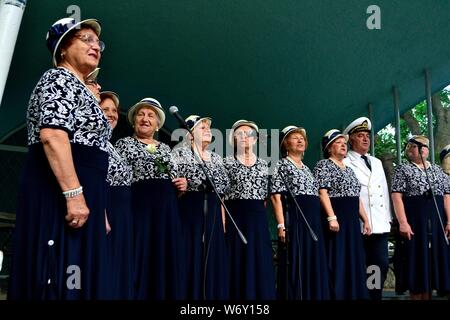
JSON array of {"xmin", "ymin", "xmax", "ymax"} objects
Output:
[{"xmin": 1, "ymin": 0, "xmax": 450, "ymax": 163}]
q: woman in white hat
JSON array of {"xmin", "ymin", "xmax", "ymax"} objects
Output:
[
  {"xmin": 172, "ymin": 115, "xmax": 230, "ymax": 299},
  {"xmin": 114, "ymin": 98, "xmax": 187, "ymax": 299},
  {"xmin": 98, "ymin": 91, "xmax": 134, "ymax": 299},
  {"xmin": 391, "ymin": 136, "xmax": 450, "ymax": 299},
  {"xmin": 440, "ymin": 144, "xmax": 450, "ymax": 175},
  {"xmin": 9, "ymin": 17, "xmax": 110, "ymax": 300},
  {"xmin": 223, "ymin": 120, "xmax": 276, "ymax": 300},
  {"xmin": 270, "ymin": 126, "xmax": 330, "ymax": 300},
  {"xmin": 313, "ymin": 129, "xmax": 371, "ymax": 300}
]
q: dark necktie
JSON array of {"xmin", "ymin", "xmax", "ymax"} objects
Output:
[{"xmin": 361, "ymin": 155, "xmax": 372, "ymax": 171}]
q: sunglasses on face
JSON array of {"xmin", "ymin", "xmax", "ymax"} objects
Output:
[{"xmin": 235, "ymin": 130, "xmax": 257, "ymax": 138}]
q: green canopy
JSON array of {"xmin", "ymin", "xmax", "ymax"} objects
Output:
[{"xmin": 1, "ymin": 0, "xmax": 450, "ymax": 164}]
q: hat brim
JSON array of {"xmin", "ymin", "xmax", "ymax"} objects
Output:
[
  {"xmin": 280, "ymin": 127, "xmax": 307, "ymax": 147},
  {"xmin": 127, "ymin": 102, "xmax": 166, "ymax": 128},
  {"xmin": 323, "ymin": 134, "xmax": 348, "ymax": 151},
  {"xmin": 188, "ymin": 117, "xmax": 212, "ymax": 134},
  {"xmin": 343, "ymin": 117, "xmax": 372, "ymax": 135},
  {"xmin": 86, "ymin": 67, "xmax": 100, "ymax": 81},
  {"xmin": 228, "ymin": 121, "xmax": 259, "ymax": 146},
  {"xmin": 52, "ymin": 19, "xmax": 101, "ymax": 67},
  {"xmin": 100, "ymin": 91, "xmax": 120, "ymax": 109},
  {"xmin": 441, "ymin": 151, "xmax": 450, "ymax": 163}
]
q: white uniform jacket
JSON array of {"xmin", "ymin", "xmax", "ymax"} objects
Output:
[{"xmin": 344, "ymin": 150, "xmax": 392, "ymax": 234}]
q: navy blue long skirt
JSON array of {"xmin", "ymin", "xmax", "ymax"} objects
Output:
[
  {"xmin": 225, "ymin": 199, "xmax": 276, "ymax": 300},
  {"xmin": 323, "ymin": 196, "xmax": 369, "ymax": 300},
  {"xmin": 132, "ymin": 179, "xmax": 184, "ymax": 300},
  {"xmin": 107, "ymin": 186, "xmax": 134, "ymax": 299},
  {"xmin": 178, "ymin": 192, "xmax": 229, "ymax": 300},
  {"xmin": 394, "ymin": 195, "xmax": 450, "ymax": 295},
  {"xmin": 277, "ymin": 194, "xmax": 331, "ymax": 300},
  {"xmin": 8, "ymin": 143, "xmax": 110, "ymax": 300}
]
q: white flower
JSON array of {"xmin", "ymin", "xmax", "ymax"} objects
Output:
[{"xmin": 146, "ymin": 144, "xmax": 157, "ymax": 154}]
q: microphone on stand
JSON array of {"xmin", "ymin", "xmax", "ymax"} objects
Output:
[
  {"xmin": 409, "ymin": 138, "xmax": 426, "ymax": 151},
  {"xmin": 168, "ymin": 106, "xmax": 247, "ymax": 245},
  {"xmin": 169, "ymin": 106, "xmax": 189, "ymax": 130},
  {"xmin": 169, "ymin": 105, "xmax": 248, "ymax": 299}
]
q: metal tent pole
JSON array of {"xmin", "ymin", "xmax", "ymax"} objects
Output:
[
  {"xmin": 393, "ymin": 87, "xmax": 401, "ymax": 164},
  {"xmin": 368, "ymin": 103, "xmax": 375, "ymax": 156},
  {"xmin": 424, "ymin": 69, "xmax": 435, "ymax": 164},
  {"xmin": 0, "ymin": 0, "xmax": 27, "ymax": 107}
]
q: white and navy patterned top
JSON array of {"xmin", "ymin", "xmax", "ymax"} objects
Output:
[
  {"xmin": 115, "ymin": 136, "xmax": 178, "ymax": 182},
  {"xmin": 106, "ymin": 142, "xmax": 133, "ymax": 187},
  {"xmin": 313, "ymin": 159, "xmax": 361, "ymax": 197},
  {"xmin": 392, "ymin": 162, "xmax": 450, "ymax": 196},
  {"xmin": 223, "ymin": 156, "xmax": 269, "ymax": 200},
  {"xmin": 172, "ymin": 145, "xmax": 229, "ymax": 194},
  {"xmin": 27, "ymin": 68, "xmax": 111, "ymax": 152},
  {"xmin": 271, "ymin": 158, "xmax": 319, "ymax": 196}
]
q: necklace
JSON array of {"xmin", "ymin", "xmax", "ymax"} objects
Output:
[
  {"xmin": 329, "ymin": 157, "xmax": 345, "ymax": 169},
  {"xmin": 236, "ymin": 153, "xmax": 256, "ymax": 166},
  {"xmin": 286, "ymin": 156, "xmax": 304, "ymax": 169}
]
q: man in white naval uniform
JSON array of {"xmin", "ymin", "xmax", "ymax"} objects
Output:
[{"xmin": 343, "ymin": 117, "xmax": 392, "ymax": 300}]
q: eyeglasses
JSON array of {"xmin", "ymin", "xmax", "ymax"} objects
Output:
[
  {"xmin": 85, "ymin": 79, "xmax": 98, "ymax": 86},
  {"xmin": 235, "ymin": 130, "xmax": 257, "ymax": 138},
  {"xmin": 75, "ymin": 34, "xmax": 105, "ymax": 52}
]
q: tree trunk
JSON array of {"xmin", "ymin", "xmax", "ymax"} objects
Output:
[
  {"xmin": 401, "ymin": 110, "xmax": 421, "ymax": 135},
  {"xmin": 378, "ymin": 151, "xmax": 396, "ymax": 189},
  {"xmin": 432, "ymin": 93, "xmax": 450, "ymax": 154}
]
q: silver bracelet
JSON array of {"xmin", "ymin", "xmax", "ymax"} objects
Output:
[
  {"xmin": 277, "ymin": 223, "xmax": 285, "ymax": 229},
  {"xmin": 327, "ymin": 215, "xmax": 337, "ymax": 222},
  {"xmin": 63, "ymin": 186, "xmax": 83, "ymax": 198}
]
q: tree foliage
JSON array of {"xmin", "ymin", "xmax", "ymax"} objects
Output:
[{"xmin": 375, "ymin": 88, "xmax": 450, "ymax": 164}]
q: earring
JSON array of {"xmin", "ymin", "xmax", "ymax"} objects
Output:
[
  {"xmin": 155, "ymin": 128, "xmax": 159, "ymax": 132},
  {"xmin": 61, "ymin": 51, "xmax": 66, "ymax": 59}
]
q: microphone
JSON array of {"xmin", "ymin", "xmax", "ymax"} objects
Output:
[
  {"xmin": 409, "ymin": 139, "xmax": 426, "ymax": 150},
  {"xmin": 169, "ymin": 106, "xmax": 189, "ymax": 130}
]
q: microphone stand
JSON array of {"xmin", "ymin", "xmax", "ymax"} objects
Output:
[
  {"xmin": 417, "ymin": 147, "xmax": 449, "ymax": 299},
  {"xmin": 277, "ymin": 166, "xmax": 319, "ymax": 242},
  {"xmin": 174, "ymin": 115, "xmax": 247, "ymax": 300},
  {"xmin": 276, "ymin": 160, "xmax": 318, "ymax": 300}
]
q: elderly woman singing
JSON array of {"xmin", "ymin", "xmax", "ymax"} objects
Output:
[
  {"xmin": 115, "ymin": 98, "xmax": 187, "ymax": 299},
  {"xmin": 9, "ymin": 17, "xmax": 111, "ymax": 299}
]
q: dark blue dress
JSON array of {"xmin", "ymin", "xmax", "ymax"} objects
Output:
[
  {"xmin": 314, "ymin": 159, "xmax": 369, "ymax": 300},
  {"xmin": 271, "ymin": 158, "xmax": 330, "ymax": 300},
  {"xmin": 173, "ymin": 145, "xmax": 229, "ymax": 300},
  {"xmin": 115, "ymin": 137, "xmax": 184, "ymax": 300},
  {"xmin": 392, "ymin": 162, "xmax": 450, "ymax": 295},
  {"xmin": 106, "ymin": 142, "xmax": 134, "ymax": 299},
  {"xmin": 8, "ymin": 68, "xmax": 111, "ymax": 300},
  {"xmin": 224, "ymin": 156, "xmax": 276, "ymax": 300}
]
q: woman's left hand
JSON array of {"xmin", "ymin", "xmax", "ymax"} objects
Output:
[
  {"xmin": 172, "ymin": 177, "xmax": 188, "ymax": 192},
  {"xmin": 363, "ymin": 222, "xmax": 372, "ymax": 235}
]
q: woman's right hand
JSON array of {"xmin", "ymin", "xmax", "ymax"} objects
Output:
[
  {"xmin": 278, "ymin": 228, "xmax": 286, "ymax": 242},
  {"xmin": 65, "ymin": 194, "xmax": 90, "ymax": 228},
  {"xmin": 399, "ymin": 222, "xmax": 414, "ymax": 240},
  {"xmin": 329, "ymin": 220, "xmax": 339, "ymax": 232}
]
